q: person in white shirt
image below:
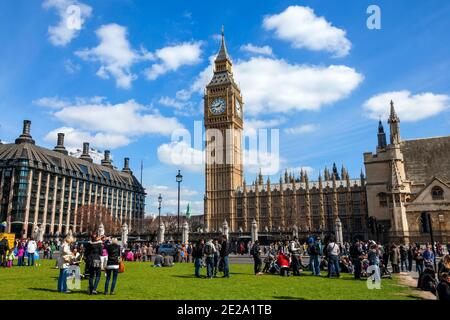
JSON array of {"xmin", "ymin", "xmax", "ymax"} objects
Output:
[
  {"xmin": 27, "ymin": 238, "xmax": 37, "ymax": 267},
  {"xmin": 326, "ymin": 237, "xmax": 341, "ymax": 278}
]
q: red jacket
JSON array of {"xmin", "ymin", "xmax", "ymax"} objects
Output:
[{"xmin": 277, "ymin": 253, "xmax": 290, "ymax": 268}]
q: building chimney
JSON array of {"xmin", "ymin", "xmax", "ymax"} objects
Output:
[
  {"xmin": 122, "ymin": 157, "xmax": 132, "ymax": 173},
  {"xmin": 53, "ymin": 133, "xmax": 68, "ymax": 155},
  {"xmin": 79, "ymin": 142, "xmax": 93, "ymax": 163},
  {"xmin": 15, "ymin": 120, "xmax": 35, "ymax": 145},
  {"xmin": 101, "ymin": 150, "xmax": 113, "ymax": 168}
]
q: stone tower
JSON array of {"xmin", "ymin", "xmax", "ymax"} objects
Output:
[{"xmin": 204, "ymin": 27, "xmax": 244, "ymax": 232}]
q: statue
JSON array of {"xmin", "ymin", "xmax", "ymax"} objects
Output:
[
  {"xmin": 251, "ymin": 219, "xmax": 258, "ymax": 242},
  {"xmin": 264, "ymin": 226, "xmax": 269, "ymax": 233},
  {"xmin": 121, "ymin": 223, "xmax": 129, "ymax": 247},
  {"xmin": 38, "ymin": 224, "xmax": 45, "ymax": 242},
  {"xmin": 222, "ymin": 220, "xmax": 229, "ymax": 240},
  {"xmin": 182, "ymin": 221, "xmax": 189, "ymax": 244},
  {"xmin": 158, "ymin": 222, "xmax": 165, "ymax": 244},
  {"xmin": 293, "ymin": 225, "xmax": 299, "ymax": 238},
  {"xmin": 67, "ymin": 228, "xmax": 73, "ymax": 238},
  {"xmin": 98, "ymin": 223, "xmax": 105, "ymax": 237},
  {"xmin": 335, "ymin": 218, "xmax": 343, "ymax": 245},
  {"xmin": 32, "ymin": 225, "xmax": 39, "ymax": 239}
]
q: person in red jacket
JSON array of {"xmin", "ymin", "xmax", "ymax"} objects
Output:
[{"xmin": 277, "ymin": 252, "xmax": 290, "ymax": 277}]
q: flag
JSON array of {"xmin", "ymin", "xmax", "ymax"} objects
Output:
[{"xmin": 186, "ymin": 203, "xmax": 191, "ymax": 219}]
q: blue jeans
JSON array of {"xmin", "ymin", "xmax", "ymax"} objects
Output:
[
  {"xmin": 18, "ymin": 256, "xmax": 24, "ymax": 266},
  {"xmin": 206, "ymin": 257, "xmax": 214, "ymax": 278},
  {"xmin": 28, "ymin": 253, "xmax": 35, "ymax": 266},
  {"xmin": 57, "ymin": 268, "xmax": 69, "ymax": 292},
  {"xmin": 310, "ymin": 255, "xmax": 320, "ymax": 275},
  {"xmin": 222, "ymin": 256, "xmax": 230, "ymax": 277},
  {"xmin": 416, "ymin": 263, "xmax": 424, "ymax": 275},
  {"xmin": 194, "ymin": 258, "xmax": 202, "ymax": 277},
  {"xmin": 88, "ymin": 267, "xmax": 101, "ymax": 293},
  {"xmin": 328, "ymin": 255, "xmax": 340, "ymax": 277},
  {"xmin": 105, "ymin": 269, "xmax": 118, "ymax": 294}
]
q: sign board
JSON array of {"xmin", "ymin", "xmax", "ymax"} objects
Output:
[{"xmin": 0, "ymin": 233, "xmax": 15, "ymax": 250}]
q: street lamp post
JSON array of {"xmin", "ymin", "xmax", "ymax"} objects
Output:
[
  {"xmin": 176, "ymin": 170, "xmax": 183, "ymax": 242},
  {"xmin": 158, "ymin": 193, "xmax": 162, "ymax": 234}
]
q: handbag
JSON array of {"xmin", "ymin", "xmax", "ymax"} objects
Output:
[
  {"xmin": 119, "ymin": 261, "xmax": 125, "ymax": 273},
  {"xmin": 92, "ymin": 259, "xmax": 101, "ymax": 268}
]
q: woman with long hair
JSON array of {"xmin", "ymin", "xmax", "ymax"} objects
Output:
[
  {"xmin": 85, "ymin": 233, "xmax": 103, "ymax": 295},
  {"xmin": 104, "ymin": 238, "xmax": 121, "ymax": 295},
  {"xmin": 57, "ymin": 236, "xmax": 74, "ymax": 293}
]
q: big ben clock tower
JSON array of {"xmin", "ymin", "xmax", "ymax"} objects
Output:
[{"xmin": 204, "ymin": 27, "xmax": 244, "ymax": 232}]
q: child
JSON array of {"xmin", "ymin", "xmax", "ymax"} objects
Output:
[{"xmin": 7, "ymin": 250, "xmax": 14, "ymax": 267}]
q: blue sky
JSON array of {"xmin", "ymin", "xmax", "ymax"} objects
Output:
[{"xmin": 0, "ymin": 0, "xmax": 449, "ymax": 216}]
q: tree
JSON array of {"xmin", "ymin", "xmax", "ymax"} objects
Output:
[{"xmin": 75, "ymin": 204, "xmax": 121, "ymax": 236}]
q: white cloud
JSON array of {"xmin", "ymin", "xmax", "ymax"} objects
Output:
[
  {"xmin": 363, "ymin": 91, "xmax": 450, "ymax": 122},
  {"xmin": 75, "ymin": 24, "xmax": 152, "ymax": 89},
  {"xmin": 284, "ymin": 124, "xmax": 317, "ymax": 135},
  {"xmin": 43, "ymin": 0, "xmax": 92, "ymax": 46},
  {"xmin": 145, "ymin": 42, "xmax": 203, "ymax": 80},
  {"xmin": 33, "ymin": 96, "xmax": 71, "ymax": 109},
  {"xmin": 158, "ymin": 96, "xmax": 198, "ymax": 117},
  {"xmin": 64, "ymin": 59, "xmax": 81, "ymax": 74},
  {"xmin": 240, "ymin": 44, "xmax": 274, "ymax": 56},
  {"xmin": 157, "ymin": 141, "xmax": 204, "ymax": 172},
  {"xmin": 263, "ymin": 6, "xmax": 351, "ymax": 57},
  {"xmin": 37, "ymin": 97, "xmax": 185, "ymax": 149},
  {"xmin": 44, "ymin": 127, "xmax": 131, "ymax": 149},
  {"xmin": 172, "ymin": 56, "xmax": 362, "ymax": 116},
  {"xmin": 245, "ymin": 118, "xmax": 286, "ymax": 137},
  {"xmin": 68, "ymin": 147, "xmax": 105, "ymax": 165},
  {"xmin": 234, "ymin": 57, "xmax": 363, "ymax": 115}
]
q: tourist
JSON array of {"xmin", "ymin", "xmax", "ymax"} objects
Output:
[
  {"xmin": 407, "ymin": 244, "xmax": 415, "ymax": 272},
  {"xmin": 350, "ymin": 239, "xmax": 364, "ymax": 279},
  {"xmin": 289, "ymin": 237, "xmax": 301, "ymax": 276},
  {"xmin": 251, "ymin": 240, "xmax": 263, "ymax": 275},
  {"xmin": 57, "ymin": 236, "xmax": 74, "ymax": 293},
  {"xmin": 414, "ymin": 248, "xmax": 425, "ymax": 275},
  {"xmin": 153, "ymin": 253, "xmax": 164, "ymax": 267},
  {"xmin": 0, "ymin": 236, "xmax": 9, "ymax": 267},
  {"xmin": 277, "ymin": 251, "xmax": 290, "ymax": 277},
  {"xmin": 213, "ymin": 239, "xmax": 221, "ymax": 277},
  {"xmin": 7, "ymin": 249, "xmax": 14, "ymax": 267},
  {"xmin": 163, "ymin": 252, "xmax": 174, "ymax": 267},
  {"xmin": 326, "ymin": 236, "xmax": 341, "ymax": 278},
  {"xmin": 220, "ymin": 235, "xmax": 230, "ymax": 278},
  {"xmin": 85, "ymin": 233, "xmax": 103, "ymax": 295},
  {"xmin": 192, "ymin": 239, "xmax": 204, "ymax": 277},
  {"xmin": 399, "ymin": 245, "xmax": 408, "ymax": 272},
  {"xmin": 104, "ymin": 238, "xmax": 121, "ymax": 295},
  {"xmin": 368, "ymin": 243, "xmax": 380, "ymax": 266},
  {"xmin": 203, "ymin": 239, "xmax": 215, "ymax": 278},
  {"xmin": 27, "ymin": 238, "xmax": 37, "ymax": 267},
  {"xmin": 308, "ymin": 238, "xmax": 321, "ymax": 276},
  {"xmin": 437, "ymin": 254, "xmax": 450, "ymax": 281},
  {"xmin": 423, "ymin": 246, "xmax": 435, "ymax": 269},
  {"xmin": 17, "ymin": 243, "xmax": 25, "ymax": 267},
  {"xmin": 436, "ymin": 273, "xmax": 450, "ymax": 301},
  {"xmin": 390, "ymin": 244, "xmax": 400, "ymax": 273}
]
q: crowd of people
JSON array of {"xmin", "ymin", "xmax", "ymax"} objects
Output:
[{"xmin": 1, "ymin": 233, "xmax": 449, "ymax": 300}]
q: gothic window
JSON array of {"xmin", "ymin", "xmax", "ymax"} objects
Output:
[
  {"xmin": 378, "ymin": 192, "xmax": 387, "ymax": 207},
  {"xmin": 431, "ymin": 186, "xmax": 444, "ymax": 200}
]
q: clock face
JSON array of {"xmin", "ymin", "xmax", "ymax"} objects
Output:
[
  {"xmin": 210, "ymin": 98, "xmax": 226, "ymax": 115},
  {"xmin": 235, "ymin": 99, "xmax": 242, "ymax": 118}
]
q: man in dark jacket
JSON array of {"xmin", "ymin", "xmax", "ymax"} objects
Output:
[
  {"xmin": 84, "ymin": 234, "xmax": 103, "ymax": 295},
  {"xmin": 350, "ymin": 239, "xmax": 363, "ymax": 279},
  {"xmin": 0, "ymin": 237, "xmax": 9, "ymax": 267},
  {"xmin": 407, "ymin": 244, "xmax": 415, "ymax": 272},
  {"xmin": 251, "ymin": 241, "xmax": 263, "ymax": 275},
  {"xmin": 192, "ymin": 239, "xmax": 204, "ymax": 278},
  {"xmin": 220, "ymin": 235, "xmax": 230, "ymax": 278}
]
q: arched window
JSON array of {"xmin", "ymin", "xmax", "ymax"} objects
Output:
[
  {"xmin": 431, "ymin": 186, "xmax": 444, "ymax": 200},
  {"xmin": 378, "ymin": 192, "xmax": 387, "ymax": 207}
]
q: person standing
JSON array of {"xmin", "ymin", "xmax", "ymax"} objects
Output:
[
  {"xmin": 289, "ymin": 237, "xmax": 301, "ymax": 276},
  {"xmin": 326, "ymin": 236, "xmax": 341, "ymax": 278},
  {"xmin": 251, "ymin": 240, "xmax": 263, "ymax": 275},
  {"xmin": 27, "ymin": 238, "xmax": 37, "ymax": 267},
  {"xmin": 220, "ymin": 235, "xmax": 230, "ymax": 278},
  {"xmin": 204, "ymin": 239, "xmax": 216, "ymax": 279},
  {"xmin": 350, "ymin": 239, "xmax": 363, "ymax": 279},
  {"xmin": 213, "ymin": 239, "xmax": 221, "ymax": 277},
  {"xmin": 407, "ymin": 244, "xmax": 415, "ymax": 272},
  {"xmin": 414, "ymin": 248, "xmax": 425, "ymax": 275},
  {"xmin": 390, "ymin": 244, "xmax": 400, "ymax": 273},
  {"xmin": 104, "ymin": 238, "xmax": 121, "ymax": 295},
  {"xmin": 192, "ymin": 239, "xmax": 204, "ymax": 278},
  {"xmin": 0, "ymin": 236, "xmax": 9, "ymax": 267},
  {"xmin": 57, "ymin": 236, "xmax": 74, "ymax": 293},
  {"xmin": 423, "ymin": 245, "xmax": 435, "ymax": 269},
  {"xmin": 399, "ymin": 245, "xmax": 408, "ymax": 272},
  {"xmin": 308, "ymin": 238, "xmax": 321, "ymax": 276},
  {"xmin": 85, "ymin": 233, "xmax": 103, "ymax": 295}
]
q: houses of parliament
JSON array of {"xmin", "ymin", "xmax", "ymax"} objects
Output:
[{"xmin": 203, "ymin": 30, "xmax": 449, "ymax": 244}]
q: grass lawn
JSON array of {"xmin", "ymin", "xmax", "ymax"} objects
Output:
[{"xmin": 0, "ymin": 260, "xmax": 421, "ymax": 300}]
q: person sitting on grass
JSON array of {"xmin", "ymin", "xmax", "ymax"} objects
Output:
[
  {"xmin": 277, "ymin": 252, "xmax": 290, "ymax": 277},
  {"xmin": 162, "ymin": 252, "xmax": 174, "ymax": 267},
  {"xmin": 153, "ymin": 253, "xmax": 164, "ymax": 267}
]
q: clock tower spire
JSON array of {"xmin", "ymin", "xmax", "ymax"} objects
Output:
[{"xmin": 204, "ymin": 27, "xmax": 244, "ymax": 232}]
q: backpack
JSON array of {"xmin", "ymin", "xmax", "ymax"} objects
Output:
[
  {"xmin": 204, "ymin": 243, "xmax": 213, "ymax": 255},
  {"xmin": 309, "ymin": 244, "xmax": 319, "ymax": 256}
]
